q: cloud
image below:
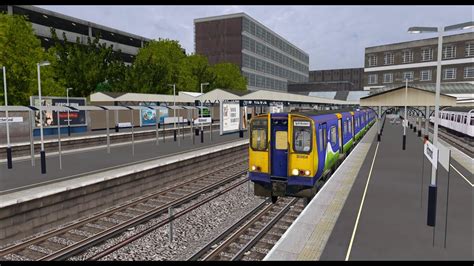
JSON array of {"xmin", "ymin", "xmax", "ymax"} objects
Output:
[{"xmin": 37, "ymin": 5, "xmax": 472, "ymax": 70}]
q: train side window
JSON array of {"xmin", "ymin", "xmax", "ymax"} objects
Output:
[
  {"xmin": 330, "ymin": 126, "xmax": 337, "ymax": 146},
  {"xmin": 318, "ymin": 128, "xmax": 323, "ymax": 151},
  {"xmin": 457, "ymin": 115, "xmax": 461, "ymax": 123},
  {"xmin": 343, "ymin": 121, "xmax": 347, "ymax": 135},
  {"xmin": 471, "ymin": 117, "xmax": 474, "ymax": 126},
  {"xmin": 250, "ymin": 119, "xmax": 268, "ymax": 151},
  {"xmin": 348, "ymin": 120, "xmax": 352, "ymax": 134}
]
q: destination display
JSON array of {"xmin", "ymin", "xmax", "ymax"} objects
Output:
[{"xmin": 294, "ymin": 121, "xmax": 311, "ymax": 127}]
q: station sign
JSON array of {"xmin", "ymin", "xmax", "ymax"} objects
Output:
[
  {"xmin": 437, "ymin": 142, "xmax": 451, "ymax": 171},
  {"xmin": 194, "ymin": 117, "xmax": 212, "ymax": 125},
  {"xmin": 242, "ymin": 100, "xmax": 268, "ymax": 106},
  {"xmin": 423, "ymin": 140, "xmax": 438, "ymax": 169},
  {"xmin": 0, "ymin": 117, "xmax": 23, "ymax": 123}
]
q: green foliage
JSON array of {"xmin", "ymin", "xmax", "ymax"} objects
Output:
[
  {"xmin": 0, "ymin": 13, "xmax": 64, "ymax": 105},
  {"xmin": 50, "ymin": 28, "xmax": 125, "ymax": 98},
  {"xmin": 209, "ymin": 62, "xmax": 247, "ymax": 91},
  {"xmin": 0, "ymin": 14, "xmax": 248, "ymax": 105},
  {"xmin": 129, "ymin": 39, "xmax": 186, "ymax": 94}
]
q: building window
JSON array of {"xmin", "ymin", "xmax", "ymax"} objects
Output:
[
  {"xmin": 465, "ymin": 42, "xmax": 474, "ymax": 57},
  {"xmin": 402, "ymin": 50, "xmax": 414, "ymax": 63},
  {"xmin": 421, "ymin": 48, "xmax": 433, "ymax": 61},
  {"xmin": 420, "ymin": 70, "xmax": 432, "ymax": 81},
  {"xmin": 464, "ymin": 66, "xmax": 474, "ymax": 79},
  {"xmin": 368, "ymin": 74, "xmax": 378, "ymax": 84},
  {"xmin": 443, "ymin": 68, "xmax": 457, "ymax": 80},
  {"xmin": 402, "ymin": 71, "xmax": 414, "ymax": 81},
  {"xmin": 442, "ymin": 45, "xmax": 456, "ymax": 59},
  {"xmin": 383, "ymin": 73, "xmax": 393, "ymax": 83},
  {"xmin": 384, "ymin": 53, "xmax": 394, "ymax": 65},
  {"xmin": 368, "ymin": 55, "xmax": 377, "ymax": 67}
]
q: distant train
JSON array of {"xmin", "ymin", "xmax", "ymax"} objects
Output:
[
  {"xmin": 248, "ymin": 108, "xmax": 376, "ymax": 203},
  {"xmin": 429, "ymin": 106, "xmax": 473, "ymax": 138}
]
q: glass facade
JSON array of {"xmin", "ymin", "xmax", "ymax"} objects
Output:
[{"xmin": 241, "ymin": 17, "xmax": 309, "ymax": 91}]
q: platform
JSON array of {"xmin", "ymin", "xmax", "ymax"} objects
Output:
[
  {"xmin": 0, "ymin": 129, "xmax": 248, "ymax": 193},
  {"xmin": 265, "ymin": 119, "xmax": 472, "ymax": 260}
]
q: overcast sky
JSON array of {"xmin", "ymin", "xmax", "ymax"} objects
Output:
[{"xmin": 37, "ymin": 5, "xmax": 473, "ymax": 70}]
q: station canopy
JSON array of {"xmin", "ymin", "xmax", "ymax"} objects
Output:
[{"xmin": 360, "ymin": 85, "xmax": 458, "ymax": 107}]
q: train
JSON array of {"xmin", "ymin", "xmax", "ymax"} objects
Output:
[
  {"xmin": 429, "ymin": 106, "xmax": 473, "ymax": 138},
  {"xmin": 248, "ymin": 108, "xmax": 376, "ymax": 203}
]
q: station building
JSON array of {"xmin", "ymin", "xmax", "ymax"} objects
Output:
[
  {"xmin": 363, "ymin": 32, "xmax": 474, "ymax": 91},
  {"xmin": 194, "ymin": 13, "xmax": 309, "ymax": 92},
  {"xmin": 1, "ymin": 5, "xmax": 152, "ymax": 64}
]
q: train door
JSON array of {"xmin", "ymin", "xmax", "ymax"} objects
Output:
[
  {"xmin": 270, "ymin": 117, "xmax": 288, "ymax": 177},
  {"xmin": 338, "ymin": 118, "xmax": 343, "ymax": 153}
]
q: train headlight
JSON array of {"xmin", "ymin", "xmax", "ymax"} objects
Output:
[
  {"xmin": 292, "ymin": 169, "xmax": 299, "ymax": 176},
  {"xmin": 251, "ymin": 165, "xmax": 257, "ymax": 171},
  {"xmin": 304, "ymin": 170, "xmax": 310, "ymax": 176}
]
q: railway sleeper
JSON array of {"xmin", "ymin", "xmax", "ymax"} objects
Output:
[
  {"xmin": 17, "ymin": 248, "xmax": 47, "ymax": 260},
  {"xmin": 37, "ymin": 239, "xmax": 67, "ymax": 252}
]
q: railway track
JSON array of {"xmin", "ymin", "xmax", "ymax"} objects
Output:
[
  {"xmin": 189, "ymin": 197, "xmax": 304, "ymax": 261},
  {"xmin": 427, "ymin": 125, "xmax": 473, "ymax": 157},
  {"xmin": 0, "ymin": 161, "xmax": 248, "ymax": 261}
]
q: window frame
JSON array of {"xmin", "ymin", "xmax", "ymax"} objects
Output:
[
  {"xmin": 250, "ymin": 119, "xmax": 268, "ymax": 151},
  {"xmin": 368, "ymin": 74, "xmax": 378, "ymax": 84},
  {"xmin": 402, "ymin": 71, "xmax": 414, "ymax": 81},
  {"xmin": 442, "ymin": 45, "xmax": 456, "ymax": 59},
  {"xmin": 420, "ymin": 69, "xmax": 432, "ymax": 81},
  {"xmin": 421, "ymin": 47, "xmax": 433, "ymax": 61},
  {"xmin": 368, "ymin": 55, "xmax": 377, "ymax": 67},
  {"xmin": 293, "ymin": 120, "xmax": 312, "ymax": 154},
  {"xmin": 383, "ymin": 73, "xmax": 393, "ymax": 83},
  {"xmin": 384, "ymin": 53, "xmax": 394, "ymax": 65},
  {"xmin": 465, "ymin": 42, "xmax": 474, "ymax": 57},
  {"xmin": 443, "ymin": 68, "xmax": 457, "ymax": 80},
  {"xmin": 402, "ymin": 50, "xmax": 414, "ymax": 63},
  {"xmin": 330, "ymin": 126, "xmax": 337, "ymax": 147},
  {"xmin": 464, "ymin": 66, "xmax": 474, "ymax": 79}
]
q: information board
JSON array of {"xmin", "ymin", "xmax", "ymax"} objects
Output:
[{"xmin": 220, "ymin": 102, "xmax": 240, "ymax": 134}]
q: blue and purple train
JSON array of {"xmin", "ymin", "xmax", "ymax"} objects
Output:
[{"xmin": 248, "ymin": 108, "xmax": 376, "ymax": 203}]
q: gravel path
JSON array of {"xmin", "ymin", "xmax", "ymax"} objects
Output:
[{"xmin": 68, "ymin": 179, "xmax": 265, "ymax": 261}]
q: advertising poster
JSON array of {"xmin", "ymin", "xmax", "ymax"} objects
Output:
[
  {"xmin": 139, "ymin": 104, "xmax": 169, "ymax": 126},
  {"xmin": 270, "ymin": 102, "xmax": 284, "ymax": 113},
  {"xmin": 31, "ymin": 96, "xmax": 86, "ymax": 127},
  {"xmin": 221, "ymin": 102, "xmax": 240, "ymax": 134}
]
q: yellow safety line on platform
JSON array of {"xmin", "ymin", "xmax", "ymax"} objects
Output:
[
  {"xmin": 345, "ymin": 141, "xmax": 380, "ymax": 261},
  {"xmin": 450, "ymin": 164, "xmax": 474, "ymax": 187}
]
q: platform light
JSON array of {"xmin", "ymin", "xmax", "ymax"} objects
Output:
[{"xmin": 407, "ymin": 21, "xmax": 473, "ymax": 229}]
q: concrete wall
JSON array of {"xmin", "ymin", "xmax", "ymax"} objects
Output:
[{"xmin": 0, "ymin": 144, "xmax": 247, "ymax": 245}]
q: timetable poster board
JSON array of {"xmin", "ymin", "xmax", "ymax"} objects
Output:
[
  {"xmin": 30, "ymin": 96, "xmax": 86, "ymax": 128},
  {"xmin": 220, "ymin": 102, "xmax": 240, "ymax": 134}
]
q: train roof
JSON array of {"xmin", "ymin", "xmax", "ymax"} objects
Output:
[
  {"xmin": 441, "ymin": 106, "xmax": 474, "ymax": 113},
  {"xmin": 290, "ymin": 108, "xmax": 367, "ymax": 117}
]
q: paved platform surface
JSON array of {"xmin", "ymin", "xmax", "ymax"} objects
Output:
[
  {"xmin": 0, "ymin": 138, "xmax": 248, "ymax": 209},
  {"xmin": 0, "ymin": 129, "xmax": 248, "ymax": 192},
  {"xmin": 266, "ymin": 120, "xmax": 473, "ymax": 260}
]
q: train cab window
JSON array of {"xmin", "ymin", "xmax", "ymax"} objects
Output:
[
  {"xmin": 330, "ymin": 126, "xmax": 337, "ymax": 146},
  {"xmin": 250, "ymin": 119, "xmax": 268, "ymax": 151},
  {"xmin": 293, "ymin": 120, "xmax": 312, "ymax": 153}
]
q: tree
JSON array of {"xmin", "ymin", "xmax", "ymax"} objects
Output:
[
  {"xmin": 49, "ymin": 28, "xmax": 125, "ymax": 98},
  {"xmin": 177, "ymin": 54, "xmax": 215, "ymax": 92},
  {"xmin": 130, "ymin": 39, "xmax": 186, "ymax": 94},
  {"xmin": 0, "ymin": 13, "xmax": 64, "ymax": 105},
  {"xmin": 209, "ymin": 62, "xmax": 247, "ymax": 91}
]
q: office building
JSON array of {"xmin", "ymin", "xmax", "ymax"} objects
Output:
[
  {"xmin": 363, "ymin": 32, "xmax": 474, "ymax": 90},
  {"xmin": 194, "ymin": 13, "xmax": 309, "ymax": 91}
]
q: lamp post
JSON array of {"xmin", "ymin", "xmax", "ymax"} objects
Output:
[
  {"xmin": 168, "ymin": 84, "xmax": 177, "ymax": 141},
  {"xmin": 2, "ymin": 66, "xmax": 12, "ymax": 169},
  {"xmin": 200, "ymin": 82, "xmax": 209, "ymax": 138},
  {"xmin": 66, "ymin": 87, "xmax": 73, "ymax": 136},
  {"xmin": 37, "ymin": 60, "xmax": 50, "ymax": 174},
  {"xmin": 395, "ymin": 76, "xmax": 418, "ymax": 150},
  {"xmin": 408, "ymin": 21, "xmax": 473, "ymax": 230}
]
